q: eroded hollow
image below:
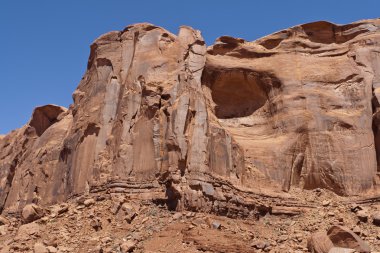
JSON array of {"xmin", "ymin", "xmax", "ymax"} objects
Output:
[
  {"xmin": 202, "ymin": 68, "xmax": 278, "ymax": 119},
  {"xmin": 257, "ymin": 30, "xmax": 290, "ymax": 50},
  {"xmin": 29, "ymin": 105, "xmax": 66, "ymax": 136},
  {"xmin": 300, "ymin": 21, "xmax": 372, "ymax": 44}
]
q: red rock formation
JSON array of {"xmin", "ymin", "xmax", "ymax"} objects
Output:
[
  {"xmin": 204, "ymin": 19, "xmax": 380, "ymax": 195},
  {"xmin": 1, "ymin": 19, "xmax": 380, "ymax": 216}
]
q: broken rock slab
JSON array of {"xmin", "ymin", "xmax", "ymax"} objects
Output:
[
  {"xmin": 327, "ymin": 226, "xmax": 370, "ymax": 253},
  {"xmin": 328, "ymin": 247, "xmax": 356, "ymax": 253},
  {"xmin": 308, "ymin": 225, "xmax": 371, "ymax": 253},
  {"xmin": 373, "ymin": 212, "xmax": 380, "ymax": 226},
  {"xmin": 308, "ymin": 231, "xmax": 334, "ymax": 253},
  {"xmin": 271, "ymin": 206, "xmax": 303, "ymax": 216},
  {"xmin": 22, "ymin": 204, "xmax": 44, "ymax": 223}
]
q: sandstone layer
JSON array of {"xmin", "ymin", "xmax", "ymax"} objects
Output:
[{"xmin": 2, "ymin": 19, "xmax": 380, "ymax": 218}]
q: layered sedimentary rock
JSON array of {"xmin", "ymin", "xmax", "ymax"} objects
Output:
[{"xmin": 1, "ymin": 19, "xmax": 380, "ymax": 216}]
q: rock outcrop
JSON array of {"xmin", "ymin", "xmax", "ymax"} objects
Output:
[
  {"xmin": 21, "ymin": 204, "xmax": 44, "ymax": 224},
  {"xmin": 1, "ymin": 19, "xmax": 380, "ymax": 217},
  {"xmin": 308, "ymin": 225, "xmax": 371, "ymax": 253},
  {"xmin": 204, "ymin": 20, "xmax": 380, "ymax": 195}
]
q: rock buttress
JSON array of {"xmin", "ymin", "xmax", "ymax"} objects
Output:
[{"xmin": 2, "ymin": 19, "xmax": 380, "ymax": 216}]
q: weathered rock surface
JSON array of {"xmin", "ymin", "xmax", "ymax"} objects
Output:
[
  {"xmin": 21, "ymin": 204, "xmax": 43, "ymax": 223},
  {"xmin": 372, "ymin": 211, "xmax": 380, "ymax": 225},
  {"xmin": 204, "ymin": 19, "xmax": 380, "ymax": 195},
  {"xmin": 1, "ymin": 187, "xmax": 380, "ymax": 252},
  {"xmin": 308, "ymin": 231, "xmax": 334, "ymax": 253},
  {"xmin": 327, "ymin": 225, "xmax": 370, "ymax": 252},
  {"xmin": 328, "ymin": 248, "xmax": 356, "ymax": 253},
  {"xmin": 309, "ymin": 226, "xmax": 371, "ymax": 253},
  {"xmin": 33, "ymin": 242, "xmax": 48, "ymax": 253},
  {"xmin": 1, "ymin": 18, "xmax": 380, "ymax": 219}
]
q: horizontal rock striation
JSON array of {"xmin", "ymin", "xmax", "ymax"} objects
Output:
[{"xmin": 1, "ymin": 19, "xmax": 380, "ymax": 216}]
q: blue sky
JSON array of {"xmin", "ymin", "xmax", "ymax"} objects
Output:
[{"xmin": 0, "ymin": 0, "xmax": 379, "ymax": 134}]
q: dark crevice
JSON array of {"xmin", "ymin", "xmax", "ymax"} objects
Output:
[
  {"xmin": 59, "ymin": 145, "xmax": 71, "ymax": 163},
  {"xmin": 143, "ymin": 24, "xmax": 159, "ymax": 31},
  {"xmin": 96, "ymin": 58, "xmax": 113, "ymax": 68},
  {"xmin": 329, "ymin": 74, "xmax": 359, "ymax": 84},
  {"xmin": 0, "ymin": 156, "xmax": 19, "ymax": 213},
  {"xmin": 79, "ymin": 123, "xmax": 100, "ymax": 144},
  {"xmin": 87, "ymin": 43, "xmax": 98, "ymax": 70},
  {"xmin": 161, "ymin": 93, "xmax": 171, "ymax": 101},
  {"xmin": 84, "ymin": 123, "xmax": 100, "ymax": 137},
  {"xmin": 179, "ymin": 158, "xmax": 187, "ymax": 177},
  {"xmin": 165, "ymin": 181, "xmax": 180, "ymax": 211},
  {"xmin": 372, "ymin": 86, "xmax": 380, "ymax": 172},
  {"xmin": 183, "ymin": 108, "xmax": 195, "ymax": 135},
  {"xmin": 228, "ymin": 48, "xmax": 276, "ymax": 58}
]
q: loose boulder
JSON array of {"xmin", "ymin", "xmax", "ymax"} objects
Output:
[
  {"xmin": 308, "ymin": 226, "xmax": 371, "ymax": 253},
  {"xmin": 327, "ymin": 226, "xmax": 370, "ymax": 253},
  {"xmin": 22, "ymin": 204, "xmax": 44, "ymax": 223},
  {"xmin": 372, "ymin": 212, "xmax": 380, "ymax": 226},
  {"xmin": 307, "ymin": 231, "xmax": 334, "ymax": 253},
  {"xmin": 120, "ymin": 240, "xmax": 136, "ymax": 253},
  {"xmin": 121, "ymin": 203, "xmax": 138, "ymax": 223},
  {"xmin": 356, "ymin": 210, "xmax": 369, "ymax": 223},
  {"xmin": 0, "ymin": 215, "xmax": 9, "ymax": 226},
  {"xmin": 34, "ymin": 242, "xmax": 48, "ymax": 253}
]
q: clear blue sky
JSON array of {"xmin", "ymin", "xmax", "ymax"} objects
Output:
[{"xmin": 0, "ymin": 1, "xmax": 379, "ymax": 134}]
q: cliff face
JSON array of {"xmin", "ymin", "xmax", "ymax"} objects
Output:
[
  {"xmin": 204, "ymin": 20, "xmax": 380, "ymax": 195},
  {"xmin": 1, "ymin": 19, "xmax": 380, "ymax": 215}
]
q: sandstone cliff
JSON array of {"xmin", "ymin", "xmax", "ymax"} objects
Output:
[{"xmin": 1, "ymin": 19, "xmax": 380, "ymax": 217}]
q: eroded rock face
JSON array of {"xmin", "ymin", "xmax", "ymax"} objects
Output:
[
  {"xmin": 29, "ymin": 105, "xmax": 66, "ymax": 137},
  {"xmin": 1, "ymin": 19, "xmax": 380, "ymax": 216},
  {"xmin": 204, "ymin": 19, "xmax": 380, "ymax": 195}
]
